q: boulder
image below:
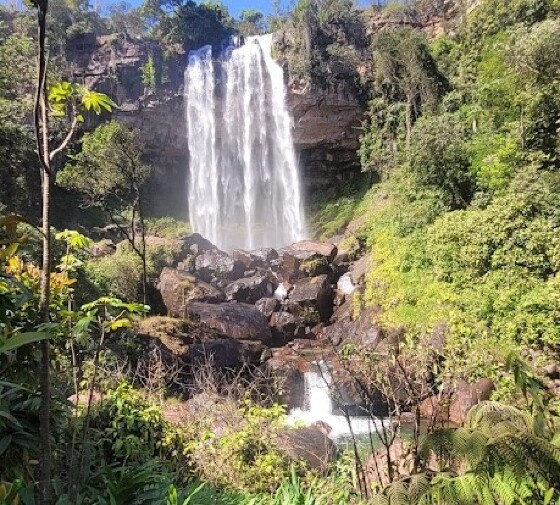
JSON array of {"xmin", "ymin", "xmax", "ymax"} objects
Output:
[
  {"xmin": 276, "ymin": 241, "xmax": 338, "ymax": 282},
  {"xmin": 270, "ymin": 311, "xmax": 306, "ymax": 345},
  {"xmin": 418, "ymin": 379, "xmax": 495, "ymax": 425},
  {"xmin": 232, "ymin": 249, "xmax": 263, "ymax": 269},
  {"xmin": 289, "ymin": 274, "xmax": 334, "ymax": 322},
  {"xmin": 158, "ymin": 267, "xmax": 224, "ymax": 318},
  {"xmin": 255, "ymin": 297, "xmax": 280, "ymax": 319},
  {"xmin": 266, "ymin": 352, "xmax": 305, "ymax": 408},
  {"xmin": 276, "ymin": 425, "xmax": 337, "ymax": 469},
  {"xmin": 279, "ymin": 241, "xmax": 338, "ymax": 262},
  {"xmin": 250, "ymin": 247, "xmax": 279, "ymax": 265},
  {"xmin": 194, "ymin": 249, "xmax": 246, "ymax": 283},
  {"xmin": 179, "ymin": 233, "xmax": 217, "ymax": 257},
  {"xmin": 322, "ymin": 306, "xmax": 382, "ymax": 347},
  {"xmin": 187, "ymin": 302, "xmax": 272, "ymax": 345},
  {"xmin": 224, "ymin": 272, "xmax": 278, "ymax": 304},
  {"xmin": 349, "ymin": 254, "xmax": 370, "ymax": 285},
  {"xmin": 188, "ymin": 338, "xmax": 265, "ymax": 368}
]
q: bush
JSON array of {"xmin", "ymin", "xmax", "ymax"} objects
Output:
[
  {"xmin": 191, "ymin": 403, "xmax": 294, "ymax": 493},
  {"xmin": 88, "ymin": 384, "xmax": 188, "ymax": 469},
  {"xmin": 409, "ymin": 113, "xmax": 475, "ymax": 209},
  {"xmin": 85, "ymin": 251, "xmax": 143, "ymax": 303},
  {"xmin": 145, "ymin": 217, "xmax": 191, "ymax": 239}
]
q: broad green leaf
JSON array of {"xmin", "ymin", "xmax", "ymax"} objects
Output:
[{"xmin": 0, "ymin": 331, "xmax": 52, "ymax": 354}]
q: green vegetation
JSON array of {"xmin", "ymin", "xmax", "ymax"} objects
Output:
[{"xmin": 1, "ymin": 0, "xmax": 560, "ymax": 504}]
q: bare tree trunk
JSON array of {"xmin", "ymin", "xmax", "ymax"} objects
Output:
[{"xmin": 35, "ymin": 1, "xmax": 52, "ymax": 502}]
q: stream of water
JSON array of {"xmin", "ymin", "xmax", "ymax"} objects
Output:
[
  {"xmin": 287, "ymin": 361, "xmax": 384, "ymax": 440},
  {"xmin": 184, "ymin": 35, "xmax": 306, "ymax": 251}
]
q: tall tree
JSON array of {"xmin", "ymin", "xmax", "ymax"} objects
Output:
[{"xmin": 28, "ymin": 2, "xmax": 114, "ymax": 502}]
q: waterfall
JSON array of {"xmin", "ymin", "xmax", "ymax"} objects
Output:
[
  {"xmin": 288, "ymin": 361, "xmax": 381, "ymax": 440},
  {"xmin": 184, "ymin": 35, "xmax": 306, "ymax": 251}
]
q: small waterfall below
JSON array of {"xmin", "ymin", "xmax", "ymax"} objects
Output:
[
  {"xmin": 184, "ymin": 34, "xmax": 306, "ymax": 251},
  {"xmin": 288, "ymin": 361, "xmax": 381, "ymax": 440}
]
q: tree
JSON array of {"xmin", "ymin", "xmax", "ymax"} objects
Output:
[
  {"xmin": 371, "ymin": 27, "xmax": 447, "ymax": 148},
  {"xmin": 27, "ymin": 2, "xmax": 115, "ymax": 501},
  {"xmin": 240, "ymin": 8, "xmax": 263, "ymax": 24},
  {"xmin": 409, "ymin": 113, "xmax": 475, "ymax": 209},
  {"xmin": 58, "ymin": 121, "xmax": 151, "ymax": 304}
]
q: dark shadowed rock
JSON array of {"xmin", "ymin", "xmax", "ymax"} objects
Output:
[
  {"xmin": 180, "ymin": 233, "xmax": 217, "ymax": 257},
  {"xmin": 188, "ymin": 338, "xmax": 265, "ymax": 368},
  {"xmin": 187, "ymin": 302, "xmax": 272, "ymax": 344},
  {"xmin": 224, "ymin": 272, "xmax": 278, "ymax": 304},
  {"xmin": 289, "ymin": 274, "xmax": 334, "ymax": 322},
  {"xmin": 158, "ymin": 267, "xmax": 224, "ymax": 318},
  {"xmin": 255, "ymin": 297, "xmax": 280, "ymax": 319},
  {"xmin": 270, "ymin": 311, "xmax": 306, "ymax": 345},
  {"xmin": 194, "ymin": 249, "xmax": 246, "ymax": 283},
  {"xmin": 277, "ymin": 425, "xmax": 337, "ymax": 469}
]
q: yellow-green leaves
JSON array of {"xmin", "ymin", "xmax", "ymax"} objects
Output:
[
  {"xmin": 48, "ymin": 81, "xmax": 116, "ymax": 119},
  {"xmin": 81, "ymin": 89, "xmax": 116, "ymax": 115}
]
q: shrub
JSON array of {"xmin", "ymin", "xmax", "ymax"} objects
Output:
[
  {"xmin": 88, "ymin": 384, "xmax": 189, "ymax": 469},
  {"xmin": 191, "ymin": 403, "xmax": 294, "ymax": 493},
  {"xmin": 85, "ymin": 251, "xmax": 143, "ymax": 302}
]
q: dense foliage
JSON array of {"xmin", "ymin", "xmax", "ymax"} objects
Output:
[{"xmin": 1, "ymin": 0, "xmax": 560, "ymax": 504}]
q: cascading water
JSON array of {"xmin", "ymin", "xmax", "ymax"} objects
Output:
[
  {"xmin": 288, "ymin": 361, "xmax": 382, "ymax": 440},
  {"xmin": 184, "ymin": 34, "xmax": 305, "ymax": 251}
]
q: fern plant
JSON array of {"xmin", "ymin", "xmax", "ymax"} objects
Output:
[{"xmin": 375, "ymin": 400, "xmax": 560, "ymax": 505}]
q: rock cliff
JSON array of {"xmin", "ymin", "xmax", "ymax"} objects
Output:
[{"xmin": 67, "ymin": 32, "xmax": 366, "ymax": 212}]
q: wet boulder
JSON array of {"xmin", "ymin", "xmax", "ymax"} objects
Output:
[
  {"xmin": 187, "ymin": 302, "xmax": 272, "ymax": 345},
  {"xmin": 289, "ymin": 274, "xmax": 334, "ymax": 322},
  {"xmin": 224, "ymin": 272, "xmax": 278, "ymax": 304},
  {"xmin": 194, "ymin": 249, "xmax": 246, "ymax": 283},
  {"xmin": 158, "ymin": 267, "xmax": 224, "ymax": 318}
]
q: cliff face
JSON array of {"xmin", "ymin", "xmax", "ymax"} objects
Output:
[
  {"xmin": 67, "ymin": 33, "xmax": 365, "ymax": 216},
  {"xmin": 287, "ymin": 82, "xmax": 365, "ymax": 191},
  {"xmin": 68, "ymin": 34, "xmax": 189, "ymax": 217}
]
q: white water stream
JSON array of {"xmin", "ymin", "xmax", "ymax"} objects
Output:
[
  {"xmin": 184, "ymin": 35, "xmax": 305, "ymax": 251},
  {"xmin": 287, "ymin": 362, "xmax": 382, "ymax": 440}
]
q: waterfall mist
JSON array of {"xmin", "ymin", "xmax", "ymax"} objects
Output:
[{"xmin": 184, "ymin": 34, "xmax": 306, "ymax": 251}]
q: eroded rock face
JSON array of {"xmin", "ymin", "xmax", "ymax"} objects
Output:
[
  {"xmin": 187, "ymin": 302, "xmax": 272, "ymax": 345},
  {"xmin": 287, "ymin": 85, "xmax": 365, "ymax": 193},
  {"xmin": 159, "ymin": 267, "xmax": 224, "ymax": 318}
]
